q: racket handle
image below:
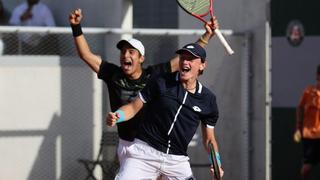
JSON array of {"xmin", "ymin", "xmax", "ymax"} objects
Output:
[{"xmin": 214, "ymin": 29, "xmax": 234, "ymax": 55}]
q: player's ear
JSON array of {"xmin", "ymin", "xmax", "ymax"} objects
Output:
[
  {"xmin": 139, "ymin": 55, "xmax": 145, "ymax": 64},
  {"xmin": 200, "ymin": 61, "xmax": 206, "ymax": 71}
]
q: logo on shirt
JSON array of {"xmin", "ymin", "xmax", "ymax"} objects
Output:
[{"xmin": 192, "ymin": 106, "xmax": 202, "ymax": 112}]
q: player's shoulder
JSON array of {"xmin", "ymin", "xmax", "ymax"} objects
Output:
[
  {"xmin": 148, "ymin": 69, "xmax": 175, "ymax": 79},
  {"xmin": 97, "ymin": 60, "xmax": 121, "ymax": 79},
  {"xmin": 199, "ymin": 83, "xmax": 216, "ymax": 95},
  {"xmin": 145, "ymin": 72, "xmax": 177, "ymax": 91},
  {"xmin": 304, "ymin": 85, "xmax": 317, "ymax": 93},
  {"xmin": 197, "ymin": 83, "xmax": 217, "ymax": 103},
  {"xmin": 100, "ymin": 60, "xmax": 120, "ymax": 70},
  {"xmin": 144, "ymin": 62, "xmax": 171, "ymax": 76}
]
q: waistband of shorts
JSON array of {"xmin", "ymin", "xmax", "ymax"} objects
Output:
[
  {"xmin": 119, "ymin": 138, "xmax": 134, "ymax": 146},
  {"xmin": 134, "ymin": 138, "xmax": 189, "ymax": 161}
]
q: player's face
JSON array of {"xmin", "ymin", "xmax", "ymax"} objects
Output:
[
  {"xmin": 290, "ymin": 25, "xmax": 301, "ymax": 41},
  {"xmin": 119, "ymin": 44, "xmax": 144, "ymax": 79},
  {"xmin": 179, "ymin": 52, "xmax": 205, "ymax": 82}
]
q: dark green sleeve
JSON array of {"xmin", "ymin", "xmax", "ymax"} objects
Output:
[{"xmin": 97, "ymin": 60, "xmax": 121, "ymax": 81}]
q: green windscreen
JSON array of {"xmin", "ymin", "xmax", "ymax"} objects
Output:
[
  {"xmin": 271, "ymin": 0, "xmax": 320, "ymax": 36},
  {"xmin": 177, "ymin": 0, "xmax": 210, "ymax": 15}
]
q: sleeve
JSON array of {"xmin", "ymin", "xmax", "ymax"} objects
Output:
[
  {"xmin": 298, "ymin": 87, "xmax": 310, "ymax": 107},
  {"xmin": 202, "ymin": 94, "xmax": 219, "ymax": 128},
  {"xmin": 139, "ymin": 75, "xmax": 161, "ymax": 103},
  {"xmin": 145, "ymin": 62, "xmax": 171, "ymax": 76},
  {"xmin": 97, "ymin": 60, "xmax": 120, "ymax": 81}
]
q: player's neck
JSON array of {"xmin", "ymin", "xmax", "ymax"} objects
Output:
[
  {"xmin": 128, "ymin": 68, "xmax": 143, "ymax": 80},
  {"xmin": 182, "ymin": 80, "xmax": 197, "ymax": 93}
]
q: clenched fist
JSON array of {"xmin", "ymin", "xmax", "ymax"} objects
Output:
[
  {"xmin": 106, "ymin": 112, "xmax": 120, "ymax": 127},
  {"xmin": 69, "ymin": 8, "xmax": 83, "ymax": 25}
]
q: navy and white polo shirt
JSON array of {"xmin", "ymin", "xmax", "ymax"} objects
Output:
[{"xmin": 137, "ymin": 72, "xmax": 219, "ymax": 156}]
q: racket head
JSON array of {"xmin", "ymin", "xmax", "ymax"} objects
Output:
[
  {"xmin": 209, "ymin": 143, "xmax": 221, "ymax": 180},
  {"xmin": 176, "ymin": 0, "xmax": 211, "ymax": 17}
]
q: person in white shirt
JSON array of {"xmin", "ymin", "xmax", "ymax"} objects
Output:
[
  {"xmin": 9, "ymin": 0, "xmax": 56, "ymax": 53},
  {"xmin": 9, "ymin": 0, "xmax": 55, "ymax": 27}
]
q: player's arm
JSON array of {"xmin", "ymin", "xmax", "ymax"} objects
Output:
[
  {"xmin": 293, "ymin": 105, "xmax": 304, "ymax": 143},
  {"xmin": 296, "ymin": 105, "xmax": 304, "ymax": 132},
  {"xmin": 201, "ymin": 124, "xmax": 220, "ymax": 159},
  {"xmin": 196, "ymin": 16, "xmax": 218, "ymax": 47},
  {"xmin": 201, "ymin": 124, "xmax": 224, "ymax": 177},
  {"xmin": 296, "ymin": 91, "xmax": 306, "ymax": 132},
  {"xmin": 293, "ymin": 90, "xmax": 307, "ymax": 143},
  {"xmin": 69, "ymin": 8, "xmax": 102, "ymax": 73},
  {"xmin": 169, "ymin": 17, "xmax": 218, "ymax": 72},
  {"xmin": 106, "ymin": 97, "xmax": 144, "ymax": 127}
]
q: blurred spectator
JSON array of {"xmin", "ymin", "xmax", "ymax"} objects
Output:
[
  {"xmin": 9, "ymin": 0, "xmax": 55, "ymax": 27},
  {"xmin": 286, "ymin": 20, "xmax": 304, "ymax": 47},
  {"xmin": 9, "ymin": 0, "xmax": 58, "ymax": 54},
  {"xmin": 294, "ymin": 64, "xmax": 320, "ymax": 180}
]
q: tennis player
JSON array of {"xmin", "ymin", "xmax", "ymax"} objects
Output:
[
  {"xmin": 294, "ymin": 64, "xmax": 320, "ymax": 180},
  {"xmin": 69, "ymin": 8, "xmax": 218, "ymax": 171},
  {"xmin": 107, "ymin": 43, "xmax": 224, "ymax": 179}
]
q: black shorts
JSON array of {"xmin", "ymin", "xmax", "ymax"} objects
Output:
[{"xmin": 302, "ymin": 138, "xmax": 320, "ymax": 165}]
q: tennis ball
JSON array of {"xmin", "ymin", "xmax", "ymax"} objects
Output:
[{"xmin": 293, "ymin": 130, "xmax": 301, "ymax": 143}]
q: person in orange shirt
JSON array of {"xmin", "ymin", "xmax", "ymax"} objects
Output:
[{"xmin": 294, "ymin": 64, "xmax": 320, "ymax": 180}]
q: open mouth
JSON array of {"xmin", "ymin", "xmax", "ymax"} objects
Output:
[
  {"xmin": 181, "ymin": 67, "xmax": 191, "ymax": 73},
  {"xmin": 121, "ymin": 60, "xmax": 133, "ymax": 72},
  {"xmin": 123, "ymin": 61, "xmax": 132, "ymax": 66}
]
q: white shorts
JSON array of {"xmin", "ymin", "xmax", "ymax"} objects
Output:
[
  {"xmin": 117, "ymin": 138, "xmax": 134, "ymax": 166},
  {"xmin": 115, "ymin": 138, "xmax": 195, "ymax": 180}
]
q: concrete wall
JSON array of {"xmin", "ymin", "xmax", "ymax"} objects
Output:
[{"xmin": 0, "ymin": 56, "xmax": 103, "ymax": 180}]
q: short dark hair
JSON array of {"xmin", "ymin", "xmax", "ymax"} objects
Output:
[{"xmin": 317, "ymin": 64, "xmax": 320, "ymax": 75}]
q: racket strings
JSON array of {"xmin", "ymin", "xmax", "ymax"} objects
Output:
[
  {"xmin": 192, "ymin": 0, "xmax": 210, "ymax": 14},
  {"xmin": 178, "ymin": 0, "xmax": 210, "ymax": 15}
]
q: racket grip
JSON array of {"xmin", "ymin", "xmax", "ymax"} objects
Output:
[{"xmin": 214, "ymin": 29, "xmax": 234, "ymax": 55}]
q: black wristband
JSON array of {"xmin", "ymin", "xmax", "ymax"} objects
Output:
[{"xmin": 71, "ymin": 24, "xmax": 83, "ymax": 37}]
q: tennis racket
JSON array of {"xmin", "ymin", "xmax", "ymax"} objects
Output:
[
  {"xmin": 209, "ymin": 142, "xmax": 221, "ymax": 180},
  {"xmin": 177, "ymin": 0, "xmax": 234, "ymax": 55}
]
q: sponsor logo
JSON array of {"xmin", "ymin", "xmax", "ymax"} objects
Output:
[{"xmin": 192, "ymin": 106, "xmax": 201, "ymax": 112}]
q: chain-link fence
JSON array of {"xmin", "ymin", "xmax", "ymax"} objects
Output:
[
  {"xmin": 0, "ymin": 26, "xmax": 251, "ymax": 180},
  {"xmin": 0, "ymin": 26, "xmax": 106, "ymax": 56}
]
